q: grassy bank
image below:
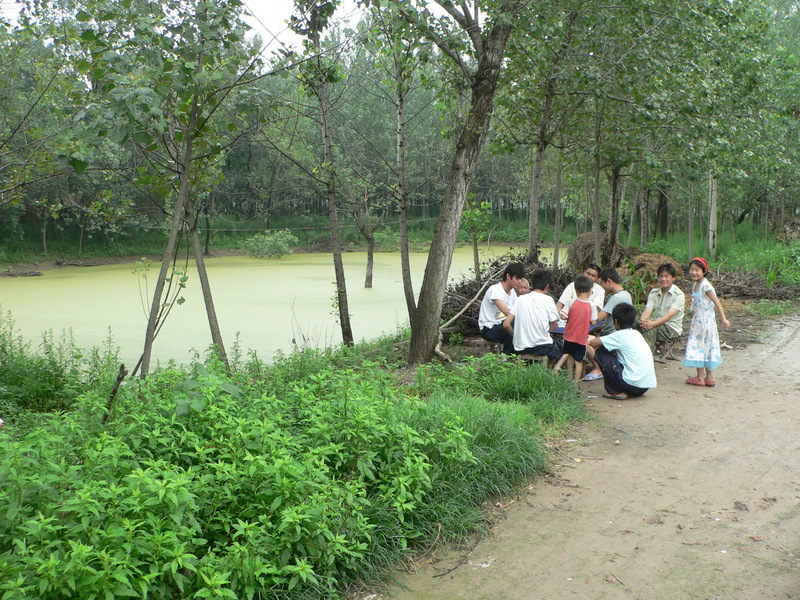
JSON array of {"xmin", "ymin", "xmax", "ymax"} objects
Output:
[{"xmin": 0, "ymin": 315, "xmax": 587, "ymax": 600}]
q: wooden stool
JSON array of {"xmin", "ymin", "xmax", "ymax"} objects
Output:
[
  {"xmin": 516, "ymin": 353, "xmax": 548, "ymax": 365},
  {"xmin": 654, "ymin": 339, "xmax": 679, "ymax": 363},
  {"xmin": 464, "ymin": 336, "xmax": 503, "ymax": 354}
]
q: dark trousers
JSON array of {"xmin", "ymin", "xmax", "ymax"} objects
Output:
[
  {"xmin": 481, "ymin": 324, "xmax": 514, "ymax": 354},
  {"xmin": 516, "ymin": 336, "xmax": 564, "ymax": 360},
  {"xmin": 593, "ymin": 346, "xmax": 648, "ymax": 397}
]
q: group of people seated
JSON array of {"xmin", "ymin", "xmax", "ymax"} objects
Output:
[{"xmin": 478, "ymin": 261, "xmax": 686, "ymax": 400}]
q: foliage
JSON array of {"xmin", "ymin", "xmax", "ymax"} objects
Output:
[
  {"xmin": 0, "ymin": 332, "xmax": 586, "ymax": 599},
  {"xmin": 237, "ymin": 230, "xmax": 299, "ymax": 258},
  {"xmin": 0, "ymin": 310, "xmax": 118, "ymax": 415}
]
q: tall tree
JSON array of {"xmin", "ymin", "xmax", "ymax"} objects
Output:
[
  {"xmin": 291, "ymin": 0, "xmax": 354, "ymax": 346},
  {"xmin": 52, "ymin": 0, "xmax": 262, "ymax": 375},
  {"xmin": 367, "ymin": 0, "xmax": 524, "ymax": 364}
]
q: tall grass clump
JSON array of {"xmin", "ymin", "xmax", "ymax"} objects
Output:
[{"xmin": 0, "ymin": 310, "xmax": 119, "ymax": 416}]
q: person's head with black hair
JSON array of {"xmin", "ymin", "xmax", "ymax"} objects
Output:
[
  {"xmin": 574, "ymin": 275, "xmax": 592, "ymax": 295},
  {"xmin": 657, "ymin": 263, "xmax": 677, "ymax": 278},
  {"xmin": 585, "ymin": 264, "xmax": 601, "ymax": 281},
  {"xmin": 530, "ymin": 268, "xmax": 553, "ymax": 292},
  {"xmin": 503, "ymin": 262, "xmax": 526, "ymax": 281},
  {"xmin": 612, "ymin": 302, "xmax": 637, "ymax": 330},
  {"xmin": 599, "ymin": 267, "xmax": 621, "ymax": 284}
]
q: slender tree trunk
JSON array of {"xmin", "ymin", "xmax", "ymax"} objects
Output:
[
  {"xmin": 656, "ymin": 188, "xmax": 669, "ymax": 238},
  {"xmin": 139, "ymin": 188, "xmax": 188, "ymax": 377},
  {"xmin": 527, "ymin": 142, "xmax": 546, "ymax": 261},
  {"xmin": 604, "ymin": 164, "xmax": 621, "ymax": 264},
  {"xmin": 364, "ymin": 234, "xmax": 375, "ymax": 288},
  {"xmin": 395, "ymin": 65, "xmax": 416, "ymax": 318},
  {"xmin": 687, "ymin": 181, "xmax": 694, "ymax": 259},
  {"xmin": 707, "ymin": 171, "xmax": 718, "ymax": 258},
  {"xmin": 640, "ymin": 187, "xmax": 650, "ymax": 247},
  {"xmin": 626, "ymin": 186, "xmax": 637, "ymax": 248},
  {"xmin": 311, "ymin": 30, "xmax": 353, "ymax": 346},
  {"xmin": 408, "ymin": 19, "xmax": 514, "ymax": 364},
  {"xmin": 591, "ymin": 109, "xmax": 602, "ymax": 263},
  {"xmin": 189, "ymin": 217, "xmax": 229, "ymax": 370},
  {"xmin": 472, "ymin": 235, "xmax": 481, "ymax": 282},
  {"xmin": 553, "ymin": 143, "xmax": 563, "ymax": 269}
]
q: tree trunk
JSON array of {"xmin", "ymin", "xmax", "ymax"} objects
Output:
[
  {"xmin": 656, "ymin": 188, "xmax": 669, "ymax": 238},
  {"xmin": 591, "ymin": 110, "xmax": 602, "ymax": 263},
  {"xmin": 527, "ymin": 141, "xmax": 546, "ymax": 261},
  {"xmin": 139, "ymin": 186, "xmax": 189, "ymax": 377},
  {"xmin": 553, "ymin": 143, "xmax": 563, "ymax": 269},
  {"xmin": 627, "ymin": 186, "xmax": 637, "ymax": 248},
  {"xmin": 687, "ymin": 181, "xmax": 694, "ymax": 259},
  {"xmin": 364, "ymin": 234, "xmax": 375, "ymax": 288},
  {"xmin": 408, "ymin": 18, "xmax": 514, "ymax": 364},
  {"xmin": 472, "ymin": 234, "xmax": 481, "ymax": 282},
  {"xmin": 188, "ymin": 205, "xmax": 229, "ymax": 370},
  {"xmin": 395, "ymin": 63, "xmax": 416, "ymax": 318},
  {"xmin": 604, "ymin": 164, "xmax": 621, "ymax": 265},
  {"xmin": 707, "ymin": 171, "xmax": 718, "ymax": 258},
  {"xmin": 311, "ymin": 30, "xmax": 354, "ymax": 346},
  {"xmin": 640, "ymin": 187, "xmax": 650, "ymax": 247}
]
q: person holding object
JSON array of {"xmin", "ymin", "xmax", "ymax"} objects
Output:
[
  {"xmin": 683, "ymin": 257, "xmax": 730, "ymax": 387},
  {"xmin": 588, "ymin": 303, "xmax": 657, "ymax": 400},
  {"xmin": 478, "ymin": 262, "xmax": 526, "ymax": 353},
  {"xmin": 639, "ymin": 263, "xmax": 685, "ymax": 356},
  {"xmin": 553, "ymin": 275, "xmax": 598, "ymax": 380}
]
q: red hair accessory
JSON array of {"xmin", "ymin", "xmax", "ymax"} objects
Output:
[{"xmin": 690, "ymin": 257, "xmax": 709, "ymax": 273}]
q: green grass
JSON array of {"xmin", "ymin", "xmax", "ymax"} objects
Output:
[{"xmin": 0, "ymin": 321, "xmax": 588, "ymax": 600}]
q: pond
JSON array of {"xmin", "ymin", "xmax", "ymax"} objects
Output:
[{"xmin": 1, "ymin": 245, "xmax": 551, "ymax": 366}]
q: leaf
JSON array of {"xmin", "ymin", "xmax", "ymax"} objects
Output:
[{"xmin": 69, "ymin": 157, "xmax": 89, "ymax": 174}]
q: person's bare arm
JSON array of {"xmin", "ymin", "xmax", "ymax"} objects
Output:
[
  {"xmin": 549, "ymin": 319, "xmax": 558, "ymax": 331},
  {"xmin": 493, "ymin": 298, "xmax": 511, "ymax": 318},
  {"xmin": 503, "ymin": 314, "xmax": 515, "ymax": 336},
  {"xmin": 588, "ymin": 335, "xmax": 603, "ymax": 349},
  {"xmin": 706, "ymin": 289, "xmax": 730, "ymax": 330}
]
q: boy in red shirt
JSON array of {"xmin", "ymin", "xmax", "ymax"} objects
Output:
[{"xmin": 554, "ymin": 276, "xmax": 597, "ymax": 380}]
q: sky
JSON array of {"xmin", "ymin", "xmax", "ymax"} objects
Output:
[{"xmin": 241, "ymin": 0, "xmax": 363, "ymax": 52}]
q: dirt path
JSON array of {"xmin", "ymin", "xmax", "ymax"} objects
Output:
[{"xmin": 381, "ymin": 317, "xmax": 800, "ymax": 600}]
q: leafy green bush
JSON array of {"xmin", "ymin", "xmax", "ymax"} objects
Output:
[
  {"xmin": 237, "ymin": 230, "xmax": 299, "ymax": 258},
  {"xmin": 0, "ymin": 344, "xmax": 586, "ymax": 599}
]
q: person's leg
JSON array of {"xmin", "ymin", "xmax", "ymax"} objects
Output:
[
  {"xmin": 553, "ymin": 353, "xmax": 569, "ymax": 371},
  {"xmin": 704, "ymin": 368, "xmax": 716, "ymax": 386},
  {"xmin": 592, "ymin": 346, "xmax": 626, "ymax": 395},
  {"xmin": 572, "ymin": 343, "xmax": 587, "ymax": 381},
  {"xmin": 481, "ymin": 324, "xmax": 514, "ymax": 354},
  {"xmin": 584, "ymin": 342, "xmax": 602, "ymax": 378}
]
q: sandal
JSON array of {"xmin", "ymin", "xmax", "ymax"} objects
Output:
[
  {"xmin": 581, "ymin": 372, "xmax": 603, "ymax": 381},
  {"xmin": 704, "ymin": 378, "xmax": 717, "ymax": 387},
  {"xmin": 685, "ymin": 377, "xmax": 706, "ymax": 386}
]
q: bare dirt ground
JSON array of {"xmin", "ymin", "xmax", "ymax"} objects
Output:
[{"xmin": 380, "ymin": 312, "xmax": 800, "ymax": 600}]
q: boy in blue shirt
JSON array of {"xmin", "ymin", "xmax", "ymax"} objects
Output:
[{"xmin": 588, "ymin": 303, "xmax": 656, "ymax": 400}]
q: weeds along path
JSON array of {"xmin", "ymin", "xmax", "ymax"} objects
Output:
[{"xmin": 383, "ymin": 316, "xmax": 800, "ymax": 600}]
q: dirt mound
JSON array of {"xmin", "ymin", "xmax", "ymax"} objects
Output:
[
  {"xmin": 776, "ymin": 219, "xmax": 800, "ymax": 244},
  {"xmin": 566, "ymin": 232, "xmax": 628, "ymax": 270}
]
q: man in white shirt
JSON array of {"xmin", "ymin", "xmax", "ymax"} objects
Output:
[
  {"xmin": 478, "ymin": 262, "xmax": 526, "ymax": 353},
  {"xmin": 503, "ymin": 268, "xmax": 563, "ymax": 359},
  {"xmin": 557, "ymin": 263, "xmax": 604, "ymax": 317}
]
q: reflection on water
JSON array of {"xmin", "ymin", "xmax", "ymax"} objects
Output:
[{"xmin": 1, "ymin": 245, "xmax": 551, "ymax": 365}]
